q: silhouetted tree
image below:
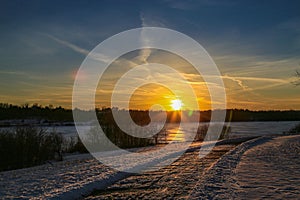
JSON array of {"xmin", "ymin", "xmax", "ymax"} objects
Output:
[{"xmin": 292, "ymin": 70, "xmax": 300, "ymax": 86}]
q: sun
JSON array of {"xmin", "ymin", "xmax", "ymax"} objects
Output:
[{"xmin": 171, "ymin": 99, "xmax": 183, "ymax": 111}]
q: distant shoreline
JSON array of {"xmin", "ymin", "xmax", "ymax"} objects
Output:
[
  {"xmin": 1, "ymin": 103, "xmax": 300, "ymax": 123},
  {"xmin": 1, "ymin": 119, "xmax": 300, "ymax": 128}
]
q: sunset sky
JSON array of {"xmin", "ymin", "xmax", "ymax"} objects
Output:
[{"xmin": 1, "ymin": 0, "xmax": 300, "ymax": 110}]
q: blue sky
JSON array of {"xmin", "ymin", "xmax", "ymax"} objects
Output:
[{"xmin": 1, "ymin": 0, "xmax": 300, "ymax": 109}]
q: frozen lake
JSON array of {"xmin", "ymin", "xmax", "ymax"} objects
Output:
[{"xmin": 1, "ymin": 121, "xmax": 297, "ymax": 141}]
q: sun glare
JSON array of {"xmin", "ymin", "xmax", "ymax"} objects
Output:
[{"xmin": 171, "ymin": 99, "xmax": 183, "ymax": 111}]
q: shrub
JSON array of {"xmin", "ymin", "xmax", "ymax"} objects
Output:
[
  {"xmin": 80, "ymin": 124, "xmax": 155, "ymax": 152},
  {"xmin": 65, "ymin": 136, "xmax": 88, "ymax": 154},
  {"xmin": 0, "ymin": 127, "xmax": 64, "ymax": 171},
  {"xmin": 92, "ymin": 110, "xmax": 156, "ymax": 151},
  {"xmin": 195, "ymin": 124, "xmax": 231, "ymax": 141}
]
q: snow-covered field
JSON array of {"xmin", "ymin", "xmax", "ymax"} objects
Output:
[
  {"xmin": 235, "ymin": 135, "xmax": 300, "ymax": 199},
  {"xmin": 0, "ymin": 153, "xmax": 115, "ymax": 199},
  {"xmin": 190, "ymin": 135, "xmax": 300, "ymax": 199},
  {"xmin": 0, "ymin": 142, "xmax": 205, "ymax": 199},
  {"xmin": 1, "ymin": 135, "xmax": 299, "ymax": 199}
]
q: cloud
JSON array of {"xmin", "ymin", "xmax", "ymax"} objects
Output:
[
  {"xmin": 0, "ymin": 70, "xmax": 27, "ymax": 76},
  {"xmin": 214, "ymin": 54, "xmax": 300, "ymax": 80},
  {"xmin": 43, "ymin": 33, "xmax": 114, "ymax": 64},
  {"xmin": 43, "ymin": 33, "xmax": 90, "ymax": 55},
  {"xmin": 222, "ymin": 75, "xmax": 249, "ymax": 90},
  {"xmin": 0, "ymin": 70, "xmax": 47, "ymax": 81},
  {"xmin": 140, "ymin": 12, "xmax": 168, "ymax": 28},
  {"xmin": 138, "ymin": 12, "xmax": 170, "ymax": 64},
  {"xmin": 222, "ymin": 74, "xmax": 293, "ymax": 93}
]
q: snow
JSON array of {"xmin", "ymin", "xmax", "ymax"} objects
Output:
[
  {"xmin": 235, "ymin": 135, "xmax": 300, "ymax": 199},
  {"xmin": 0, "ymin": 153, "xmax": 115, "ymax": 199},
  {"xmin": 189, "ymin": 135, "xmax": 300, "ymax": 199},
  {"xmin": 0, "ymin": 142, "xmax": 203, "ymax": 199},
  {"xmin": 1, "ymin": 135, "xmax": 299, "ymax": 199}
]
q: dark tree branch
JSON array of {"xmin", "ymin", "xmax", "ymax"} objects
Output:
[{"xmin": 291, "ymin": 70, "xmax": 300, "ymax": 86}]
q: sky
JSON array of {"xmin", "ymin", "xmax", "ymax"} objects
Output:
[{"xmin": 1, "ymin": 0, "xmax": 300, "ymax": 110}]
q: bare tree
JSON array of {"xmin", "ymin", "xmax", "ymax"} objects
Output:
[{"xmin": 292, "ymin": 70, "xmax": 300, "ymax": 86}]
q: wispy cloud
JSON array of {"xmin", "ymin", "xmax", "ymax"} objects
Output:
[
  {"xmin": 140, "ymin": 12, "xmax": 168, "ymax": 28},
  {"xmin": 43, "ymin": 33, "xmax": 90, "ymax": 55},
  {"xmin": 222, "ymin": 75, "xmax": 291, "ymax": 91},
  {"xmin": 0, "ymin": 70, "xmax": 46, "ymax": 81},
  {"xmin": 0, "ymin": 70, "xmax": 28, "ymax": 76},
  {"xmin": 43, "ymin": 33, "xmax": 119, "ymax": 64},
  {"xmin": 138, "ymin": 12, "xmax": 164, "ymax": 64},
  {"xmin": 222, "ymin": 75, "xmax": 249, "ymax": 90}
]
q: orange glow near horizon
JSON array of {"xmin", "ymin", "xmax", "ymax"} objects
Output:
[
  {"xmin": 107, "ymin": 82, "xmax": 211, "ymax": 111},
  {"xmin": 128, "ymin": 84, "xmax": 179, "ymax": 111}
]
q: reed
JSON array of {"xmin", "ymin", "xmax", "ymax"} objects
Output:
[{"xmin": 0, "ymin": 127, "xmax": 64, "ymax": 171}]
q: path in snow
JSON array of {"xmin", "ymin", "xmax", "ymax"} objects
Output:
[
  {"xmin": 190, "ymin": 135, "xmax": 300, "ymax": 199},
  {"xmin": 235, "ymin": 135, "xmax": 300, "ymax": 199},
  {"xmin": 85, "ymin": 144, "xmax": 236, "ymax": 199},
  {"xmin": 0, "ymin": 141, "xmax": 239, "ymax": 199},
  {"xmin": 3, "ymin": 122, "xmax": 296, "ymax": 197},
  {"xmin": 2, "ymin": 136, "xmax": 279, "ymax": 199}
]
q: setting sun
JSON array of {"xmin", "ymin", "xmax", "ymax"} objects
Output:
[{"xmin": 171, "ymin": 99, "xmax": 183, "ymax": 111}]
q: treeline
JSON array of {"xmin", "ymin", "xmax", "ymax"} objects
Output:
[
  {"xmin": 225, "ymin": 109, "xmax": 300, "ymax": 121},
  {"xmin": 1, "ymin": 103, "xmax": 300, "ymax": 122},
  {"xmin": 0, "ymin": 103, "xmax": 73, "ymax": 121}
]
